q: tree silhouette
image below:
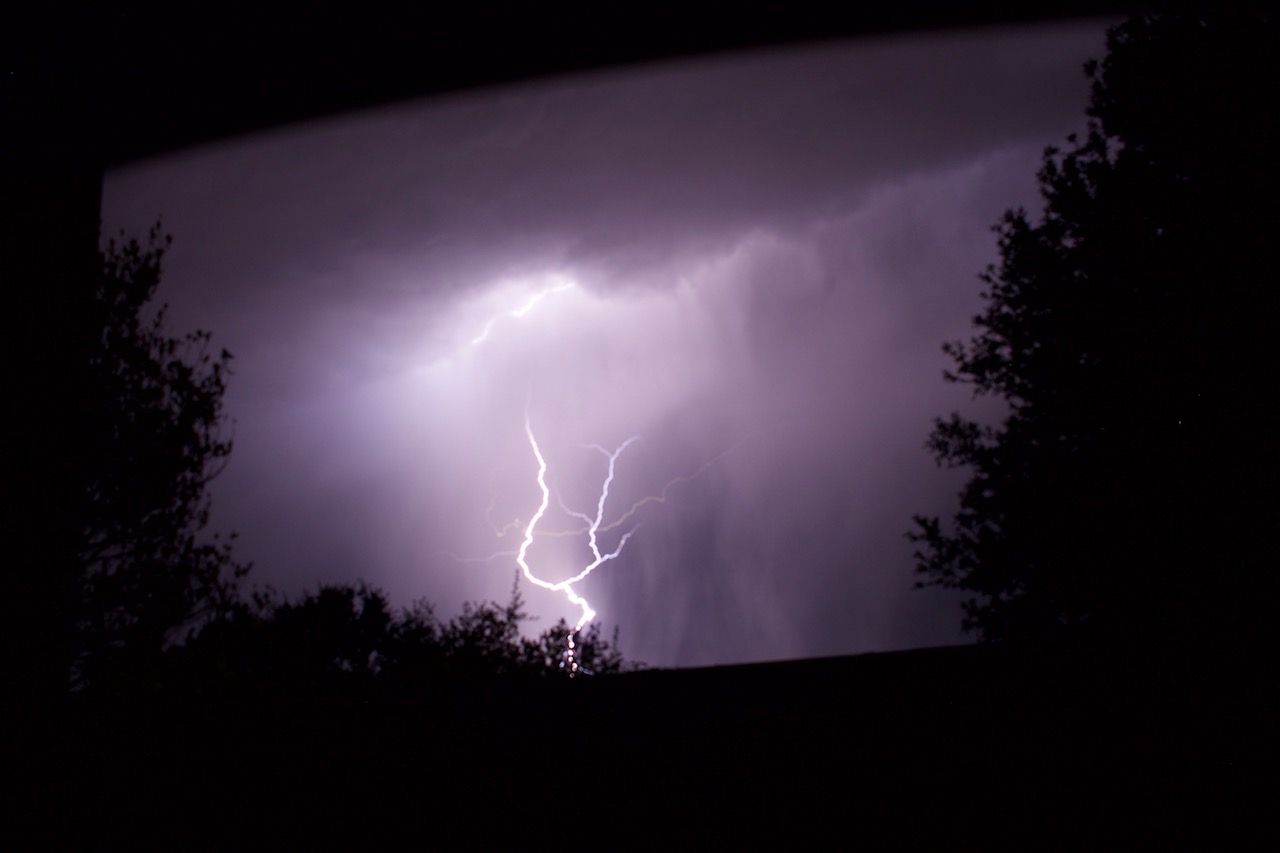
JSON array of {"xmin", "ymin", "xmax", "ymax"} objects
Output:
[
  {"xmin": 437, "ymin": 579, "xmax": 530, "ymax": 678},
  {"xmin": 380, "ymin": 597, "xmax": 447, "ymax": 683},
  {"xmin": 910, "ymin": 12, "xmax": 1277, "ymax": 650},
  {"xmin": 74, "ymin": 224, "xmax": 247, "ymax": 688}
]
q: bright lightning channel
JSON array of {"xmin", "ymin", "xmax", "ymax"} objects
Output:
[{"xmin": 515, "ymin": 415, "xmax": 638, "ymax": 651}]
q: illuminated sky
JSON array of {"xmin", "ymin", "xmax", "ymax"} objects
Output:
[{"xmin": 102, "ymin": 21, "xmax": 1108, "ymax": 667}]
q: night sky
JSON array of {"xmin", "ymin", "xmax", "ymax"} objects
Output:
[{"xmin": 101, "ymin": 21, "xmax": 1108, "ymax": 668}]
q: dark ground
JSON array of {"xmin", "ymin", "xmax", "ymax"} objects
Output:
[{"xmin": 8, "ymin": 645, "xmax": 1274, "ymax": 849}]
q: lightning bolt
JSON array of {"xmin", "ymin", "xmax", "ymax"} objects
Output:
[
  {"xmin": 470, "ymin": 279, "xmax": 574, "ymax": 346},
  {"xmin": 515, "ymin": 415, "xmax": 639, "ymax": 673}
]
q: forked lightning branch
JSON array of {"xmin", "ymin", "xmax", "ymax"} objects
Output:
[{"xmin": 514, "ymin": 414, "xmax": 639, "ymax": 672}]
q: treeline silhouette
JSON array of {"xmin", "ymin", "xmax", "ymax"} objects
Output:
[{"xmin": 152, "ymin": 579, "xmax": 631, "ymax": 696}]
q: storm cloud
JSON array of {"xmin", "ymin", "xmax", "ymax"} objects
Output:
[{"xmin": 102, "ymin": 21, "xmax": 1108, "ymax": 667}]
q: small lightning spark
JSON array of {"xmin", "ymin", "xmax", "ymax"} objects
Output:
[
  {"xmin": 516, "ymin": 415, "xmax": 639, "ymax": 652},
  {"xmin": 470, "ymin": 279, "xmax": 574, "ymax": 346},
  {"xmin": 483, "ymin": 490, "xmax": 524, "ymax": 539}
]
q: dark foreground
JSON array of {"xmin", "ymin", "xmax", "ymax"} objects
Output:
[{"xmin": 9, "ymin": 645, "xmax": 1275, "ymax": 849}]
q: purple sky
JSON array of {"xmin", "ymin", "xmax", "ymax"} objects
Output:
[{"xmin": 101, "ymin": 21, "xmax": 1108, "ymax": 668}]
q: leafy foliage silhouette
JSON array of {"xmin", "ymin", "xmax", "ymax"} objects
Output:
[
  {"xmin": 75, "ymin": 224, "xmax": 248, "ymax": 688},
  {"xmin": 910, "ymin": 11, "xmax": 1277, "ymax": 649}
]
